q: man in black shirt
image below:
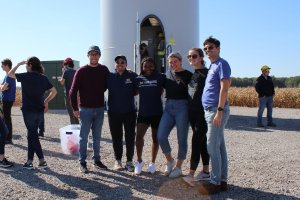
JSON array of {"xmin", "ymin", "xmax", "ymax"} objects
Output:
[
  {"xmin": 59, "ymin": 58, "xmax": 79, "ymax": 125},
  {"xmin": 255, "ymin": 65, "xmax": 276, "ymax": 127}
]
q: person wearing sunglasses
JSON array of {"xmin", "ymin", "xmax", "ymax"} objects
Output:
[
  {"xmin": 133, "ymin": 57, "xmax": 166, "ymax": 175},
  {"xmin": 69, "ymin": 45, "xmax": 109, "ymax": 173},
  {"xmin": 157, "ymin": 52, "xmax": 193, "ymax": 178},
  {"xmin": 0, "ymin": 58, "xmax": 16, "ymax": 144},
  {"xmin": 255, "ymin": 65, "xmax": 276, "ymax": 127},
  {"xmin": 199, "ymin": 36, "xmax": 231, "ymax": 194},
  {"xmin": 107, "ymin": 55, "xmax": 137, "ymax": 172},
  {"xmin": 182, "ymin": 48, "xmax": 210, "ymax": 187}
]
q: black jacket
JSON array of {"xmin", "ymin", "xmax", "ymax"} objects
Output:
[{"xmin": 255, "ymin": 74, "xmax": 275, "ymax": 97}]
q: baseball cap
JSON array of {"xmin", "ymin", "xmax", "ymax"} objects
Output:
[
  {"xmin": 63, "ymin": 57, "xmax": 73, "ymax": 64},
  {"xmin": 261, "ymin": 65, "xmax": 271, "ymax": 71},
  {"xmin": 88, "ymin": 45, "xmax": 101, "ymax": 54},
  {"xmin": 114, "ymin": 55, "xmax": 127, "ymax": 63}
]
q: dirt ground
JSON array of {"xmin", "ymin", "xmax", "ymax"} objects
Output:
[{"xmin": 0, "ymin": 106, "xmax": 299, "ymax": 199}]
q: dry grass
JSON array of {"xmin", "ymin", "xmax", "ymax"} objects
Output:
[
  {"xmin": 14, "ymin": 87, "xmax": 22, "ymax": 106},
  {"xmin": 229, "ymin": 87, "xmax": 300, "ymax": 108},
  {"xmin": 14, "ymin": 87, "xmax": 300, "ymax": 108}
]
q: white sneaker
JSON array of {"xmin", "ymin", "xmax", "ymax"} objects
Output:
[
  {"xmin": 182, "ymin": 174, "xmax": 195, "ymax": 187},
  {"xmin": 169, "ymin": 167, "xmax": 182, "ymax": 178},
  {"xmin": 164, "ymin": 159, "xmax": 176, "ymax": 176},
  {"xmin": 114, "ymin": 160, "xmax": 122, "ymax": 171},
  {"xmin": 134, "ymin": 161, "xmax": 144, "ymax": 175},
  {"xmin": 148, "ymin": 162, "xmax": 156, "ymax": 174},
  {"xmin": 194, "ymin": 171, "xmax": 210, "ymax": 181}
]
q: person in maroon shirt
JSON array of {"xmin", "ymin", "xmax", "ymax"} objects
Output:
[{"xmin": 69, "ymin": 45, "xmax": 109, "ymax": 173}]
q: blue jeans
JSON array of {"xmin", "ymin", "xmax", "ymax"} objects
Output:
[
  {"xmin": 79, "ymin": 107, "xmax": 104, "ymax": 163},
  {"xmin": 257, "ymin": 96, "xmax": 274, "ymax": 125},
  {"xmin": 205, "ymin": 105, "xmax": 230, "ymax": 185},
  {"xmin": 22, "ymin": 110, "xmax": 44, "ymax": 160},
  {"xmin": 157, "ymin": 99, "xmax": 189, "ymax": 160}
]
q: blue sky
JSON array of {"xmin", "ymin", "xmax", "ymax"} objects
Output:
[{"xmin": 0, "ymin": 0, "xmax": 299, "ymax": 81}]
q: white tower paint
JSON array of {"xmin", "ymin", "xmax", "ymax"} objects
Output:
[{"xmin": 100, "ymin": 0, "xmax": 199, "ymax": 73}]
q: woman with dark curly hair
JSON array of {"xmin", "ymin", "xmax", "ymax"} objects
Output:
[{"xmin": 134, "ymin": 57, "xmax": 166, "ymax": 175}]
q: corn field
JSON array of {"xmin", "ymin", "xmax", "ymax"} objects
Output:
[
  {"xmin": 14, "ymin": 87, "xmax": 300, "ymax": 108},
  {"xmin": 229, "ymin": 87, "xmax": 300, "ymax": 108},
  {"xmin": 14, "ymin": 87, "xmax": 22, "ymax": 106}
]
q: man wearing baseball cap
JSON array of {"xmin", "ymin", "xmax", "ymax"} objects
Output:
[
  {"xmin": 69, "ymin": 45, "xmax": 110, "ymax": 173},
  {"xmin": 255, "ymin": 65, "xmax": 276, "ymax": 127},
  {"xmin": 59, "ymin": 57, "xmax": 79, "ymax": 125}
]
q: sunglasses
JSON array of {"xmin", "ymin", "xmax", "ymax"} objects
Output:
[
  {"xmin": 89, "ymin": 53, "xmax": 100, "ymax": 56},
  {"xmin": 204, "ymin": 46, "xmax": 214, "ymax": 51},
  {"xmin": 187, "ymin": 54, "xmax": 198, "ymax": 59},
  {"xmin": 116, "ymin": 61, "xmax": 126, "ymax": 64}
]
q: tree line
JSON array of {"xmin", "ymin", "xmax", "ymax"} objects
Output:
[{"xmin": 231, "ymin": 76, "xmax": 300, "ymax": 88}]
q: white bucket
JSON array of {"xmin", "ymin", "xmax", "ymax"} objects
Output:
[{"xmin": 59, "ymin": 125, "xmax": 81, "ymax": 155}]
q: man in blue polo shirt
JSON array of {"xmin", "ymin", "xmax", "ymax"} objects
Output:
[
  {"xmin": 199, "ymin": 36, "xmax": 231, "ymax": 195},
  {"xmin": 1, "ymin": 58, "xmax": 16, "ymax": 144}
]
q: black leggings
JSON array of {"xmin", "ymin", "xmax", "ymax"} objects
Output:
[
  {"xmin": 189, "ymin": 109, "xmax": 209, "ymax": 170},
  {"xmin": 108, "ymin": 111, "xmax": 136, "ymax": 162},
  {"xmin": 3, "ymin": 101, "xmax": 13, "ymax": 141},
  {"xmin": 0, "ymin": 118, "xmax": 8, "ymax": 154}
]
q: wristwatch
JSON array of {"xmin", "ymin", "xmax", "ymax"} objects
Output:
[{"xmin": 217, "ymin": 107, "xmax": 224, "ymax": 111}]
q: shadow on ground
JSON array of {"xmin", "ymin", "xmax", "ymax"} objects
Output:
[
  {"xmin": 12, "ymin": 143, "xmax": 78, "ymax": 161},
  {"xmin": 226, "ymin": 115, "xmax": 300, "ymax": 132},
  {"xmin": 157, "ymin": 178, "xmax": 299, "ymax": 200},
  {"xmin": 2, "ymin": 166, "xmax": 163, "ymax": 199},
  {"xmin": 1, "ymin": 159, "xmax": 298, "ymax": 199},
  {"xmin": 3, "ymin": 166, "xmax": 78, "ymax": 199}
]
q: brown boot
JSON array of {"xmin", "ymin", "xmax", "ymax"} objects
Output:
[{"xmin": 198, "ymin": 182, "xmax": 221, "ymax": 195}]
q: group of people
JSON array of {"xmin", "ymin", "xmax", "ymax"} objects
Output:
[
  {"xmin": 0, "ymin": 35, "xmax": 276, "ymax": 195},
  {"xmin": 0, "ymin": 36, "xmax": 231, "ymax": 195},
  {"xmin": 66, "ymin": 36, "xmax": 232, "ymax": 195},
  {"xmin": 0, "ymin": 54, "xmax": 83, "ymax": 170},
  {"xmin": 0, "ymin": 57, "xmax": 57, "ymax": 170}
]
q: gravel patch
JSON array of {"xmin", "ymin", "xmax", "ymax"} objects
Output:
[{"xmin": 0, "ymin": 106, "xmax": 299, "ymax": 199}]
